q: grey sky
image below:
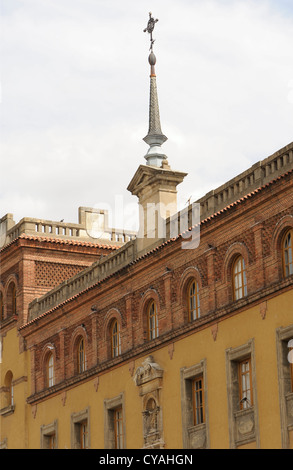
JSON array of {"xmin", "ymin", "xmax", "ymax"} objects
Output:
[{"xmin": 1, "ymin": 0, "xmax": 293, "ymax": 231}]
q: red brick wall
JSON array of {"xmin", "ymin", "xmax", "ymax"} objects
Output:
[{"xmin": 14, "ymin": 171, "xmax": 293, "ymax": 396}]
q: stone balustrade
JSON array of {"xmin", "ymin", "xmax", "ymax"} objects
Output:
[
  {"xmin": 28, "ymin": 239, "xmax": 136, "ymax": 321},
  {"xmin": 0, "ymin": 207, "xmax": 136, "ymax": 249}
]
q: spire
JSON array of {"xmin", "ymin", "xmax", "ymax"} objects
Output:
[{"xmin": 143, "ymin": 13, "xmax": 168, "ymax": 167}]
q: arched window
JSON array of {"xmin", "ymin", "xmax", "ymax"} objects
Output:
[
  {"xmin": 7, "ymin": 282, "xmax": 16, "ymax": 317},
  {"xmin": 0, "ymin": 291, "xmax": 4, "ymax": 321},
  {"xmin": 111, "ymin": 320, "xmax": 121, "ymax": 358},
  {"xmin": 232, "ymin": 255, "xmax": 247, "ymax": 300},
  {"xmin": 147, "ymin": 301, "xmax": 159, "ymax": 340},
  {"xmin": 289, "ymin": 339, "xmax": 293, "ymax": 393},
  {"xmin": 282, "ymin": 229, "xmax": 293, "ymax": 278},
  {"xmin": 46, "ymin": 353, "xmax": 54, "ymax": 387},
  {"xmin": 188, "ymin": 279, "xmax": 200, "ymax": 321},
  {"xmin": 77, "ymin": 337, "xmax": 86, "ymax": 374},
  {"xmin": 4, "ymin": 371, "xmax": 14, "ymax": 408}
]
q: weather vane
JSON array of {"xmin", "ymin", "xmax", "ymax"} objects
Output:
[{"xmin": 143, "ymin": 12, "xmax": 159, "ymax": 51}]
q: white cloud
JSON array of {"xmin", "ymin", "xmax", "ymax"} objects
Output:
[{"xmin": 1, "ymin": 0, "xmax": 293, "ymax": 227}]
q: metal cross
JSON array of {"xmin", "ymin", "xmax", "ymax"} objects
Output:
[{"xmin": 143, "ymin": 12, "xmax": 159, "ymax": 51}]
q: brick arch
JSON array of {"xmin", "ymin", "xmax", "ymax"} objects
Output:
[
  {"xmin": 40, "ymin": 343, "xmax": 56, "ymax": 390},
  {"xmin": 3, "ymin": 370, "xmax": 13, "ymax": 408},
  {"xmin": 271, "ymin": 215, "xmax": 293, "ymax": 279},
  {"xmin": 5, "ymin": 274, "xmax": 18, "ymax": 318},
  {"xmin": 103, "ymin": 308, "xmax": 123, "ymax": 342},
  {"xmin": 103, "ymin": 308, "xmax": 123, "ymax": 359},
  {"xmin": 271, "ymin": 215, "xmax": 293, "ymax": 252},
  {"xmin": 178, "ymin": 266, "xmax": 202, "ymax": 322},
  {"xmin": 139, "ymin": 288, "xmax": 161, "ymax": 342},
  {"xmin": 69, "ymin": 326, "xmax": 89, "ymax": 375},
  {"xmin": 222, "ymin": 242, "xmax": 250, "ymax": 303},
  {"xmin": 4, "ymin": 273, "xmax": 18, "ymax": 293},
  {"xmin": 222, "ymin": 242, "xmax": 250, "ymax": 284},
  {"xmin": 179, "ymin": 266, "xmax": 202, "ymax": 294}
]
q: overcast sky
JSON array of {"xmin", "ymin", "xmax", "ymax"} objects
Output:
[{"xmin": 1, "ymin": 0, "xmax": 293, "ymax": 232}]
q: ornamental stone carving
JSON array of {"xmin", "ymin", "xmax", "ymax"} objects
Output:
[
  {"xmin": 134, "ymin": 356, "xmax": 163, "ymax": 386},
  {"xmin": 134, "ymin": 356, "xmax": 164, "ymax": 449}
]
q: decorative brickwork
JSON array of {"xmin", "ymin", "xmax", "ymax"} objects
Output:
[{"xmin": 35, "ymin": 261, "xmax": 88, "ymax": 288}]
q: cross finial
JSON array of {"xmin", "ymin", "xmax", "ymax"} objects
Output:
[{"xmin": 143, "ymin": 12, "xmax": 159, "ymax": 51}]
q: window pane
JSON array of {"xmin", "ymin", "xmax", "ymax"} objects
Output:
[
  {"xmin": 80, "ymin": 422, "xmax": 88, "ymax": 449},
  {"xmin": 48, "ymin": 354, "xmax": 54, "ymax": 387},
  {"xmin": 78, "ymin": 339, "xmax": 86, "ymax": 373},
  {"xmin": 188, "ymin": 281, "xmax": 200, "ymax": 320},
  {"xmin": 193, "ymin": 377, "xmax": 204, "ymax": 425},
  {"xmin": 114, "ymin": 408, "xmax": 123, "ymax": 449},
  {"xmin": 284, "ymin": 231, "xmax": 293, "ymax": 277},
  {"xmin": 239, "ymin": 359, "xmax": 253, "ymax": 409},
  {"xmin": 148, "ymin": 302, "xmax": 158, "ymax": 339},
  {"xmin": 233, "ymin": 256, "xmax": 247, "ymax": 300},
  {"xmin": 111, "ymin": 321, "xmax": 121, "ymax": 357}
]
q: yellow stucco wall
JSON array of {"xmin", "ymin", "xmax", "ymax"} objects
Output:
[{"xmin": 1, "ymin": 288, "xmax": 292, "ymax": 449}]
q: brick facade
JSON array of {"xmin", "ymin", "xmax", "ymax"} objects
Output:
[
  {"xmin": 16, "ymin": 169, "xmax": 293, "ymax": 400},
  {"xmin": 1, "ymin": 146, "xmax": 293, "ymax": 449}
]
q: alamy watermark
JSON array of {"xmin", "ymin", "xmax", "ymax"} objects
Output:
[{"xmin": 84, "ymin": 196, "xmax": 200, "ymax": 250}]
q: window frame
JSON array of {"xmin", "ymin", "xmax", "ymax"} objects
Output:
[
  {"xmin": 79, "ymin": 420, "xmax": 89, "ymax": 449},
  {"xmin": 0, "ymin": 371, "xmax": 15, "ymax": 416},
  {"xmin": 238, "ymin": 357, "xmax": 253, "ymax": 410},
  {"xmin": 192, "ymin": 375, "xmax": 205, "ymax": 425},
  {"xmin": 46, "ymin": 353, "xmax": 54, "ymax": 388},
  {"xmin": 71, "ymin": 408, "xmax": 90, "ymax": 449},
  {"xmin": 114, "ymin": 407, "xmax": 124, "ymax": 449},
  {"xmin": 180, "ymin": 359, "xmax": 209, "ymax": 449},
  {"xmin": 187, "ymin": 279, "xmax": 200, "ymax": 321},
  {"xmin": 40, "ymin": 420, "xmax": 58, "ymax": 449},
  {"xmin": 111, "ymin": 320, "xmax": 121, "ymax": 358},
  {"xmin": 225, "ymin": 339, "xmax": 259, "ymax": 448},
  {"xmin": 0, "ymin": 291, "xmax": 4, "ymax": 321},
  {"xmin": 104, "ymin": 393, "xmax": 126, "ymax": 449},
  {"xmin": 276, "ymin": 325, "xmax": 293, "ymax": 448},
  {"xmin": 77, "ymin": 337, "xmax": 86, "ymax": 374},
  {"xmin": 7, "ymin": 282, "xmax": 17, "ymax": 317},
  {"xmin": 147, "ymin": 300, "xmax": 159, "ymax": 340},
  {"xmin": 282, "ymin": 229, "xmax": 293, "ymax": 278},
  {"xmin": 232, "ymin": 255, "xmax": 247, "ymax": 301},
  {"xmin": 289, "ymin": 340, "xmax": 293, "ymax": 393}
]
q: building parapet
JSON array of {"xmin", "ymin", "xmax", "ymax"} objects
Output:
[
  {"xmin": 0, "ymin": 207, "xmax": 136, "ymax": 249},
  {"xmin": 27, "ymin": 239, "xmax": 136, "ymax": 321},
  {"xmin": 195, "ymin": 141, "xmax": 293, "ymax": 220}
]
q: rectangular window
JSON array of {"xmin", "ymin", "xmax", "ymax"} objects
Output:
[
  {"xmin": 225, "ymin": 340, "xmax": 259, "ymax": 448},
  {"xmin": 114, "ymin": 408, "xmax": 123, "ymax": 449},
  {"xmin": 180, "ymin": 360, "xmax": 209, "ymax": 449},
  {"xmin": 192, "ymin": 376, "xmax": 205, "ymax": 425},
  {"xmin": 239, "ymin": 358, "xmax": 253, "ymax": 409},
  {"xmin": 276, "ymin": 326, "xmax": 293, "ymax": 448},
  {"xmin": 79, "ymin": 421, "xmax": 88, "ymax": 449},
  {"xmin": 49, "ymin": 434, "xmax": 56, "ymax": 449},
  {"xmin": 104, "ymin": 393, "xmax": 125, "ymax": 449},
  {"xmin": 71, "ymin": 408, "xmax": 90, "ymax": 449},
  {"xmin": 40, "ymin": 420, "xmax": 58, "ymax": 449}
]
